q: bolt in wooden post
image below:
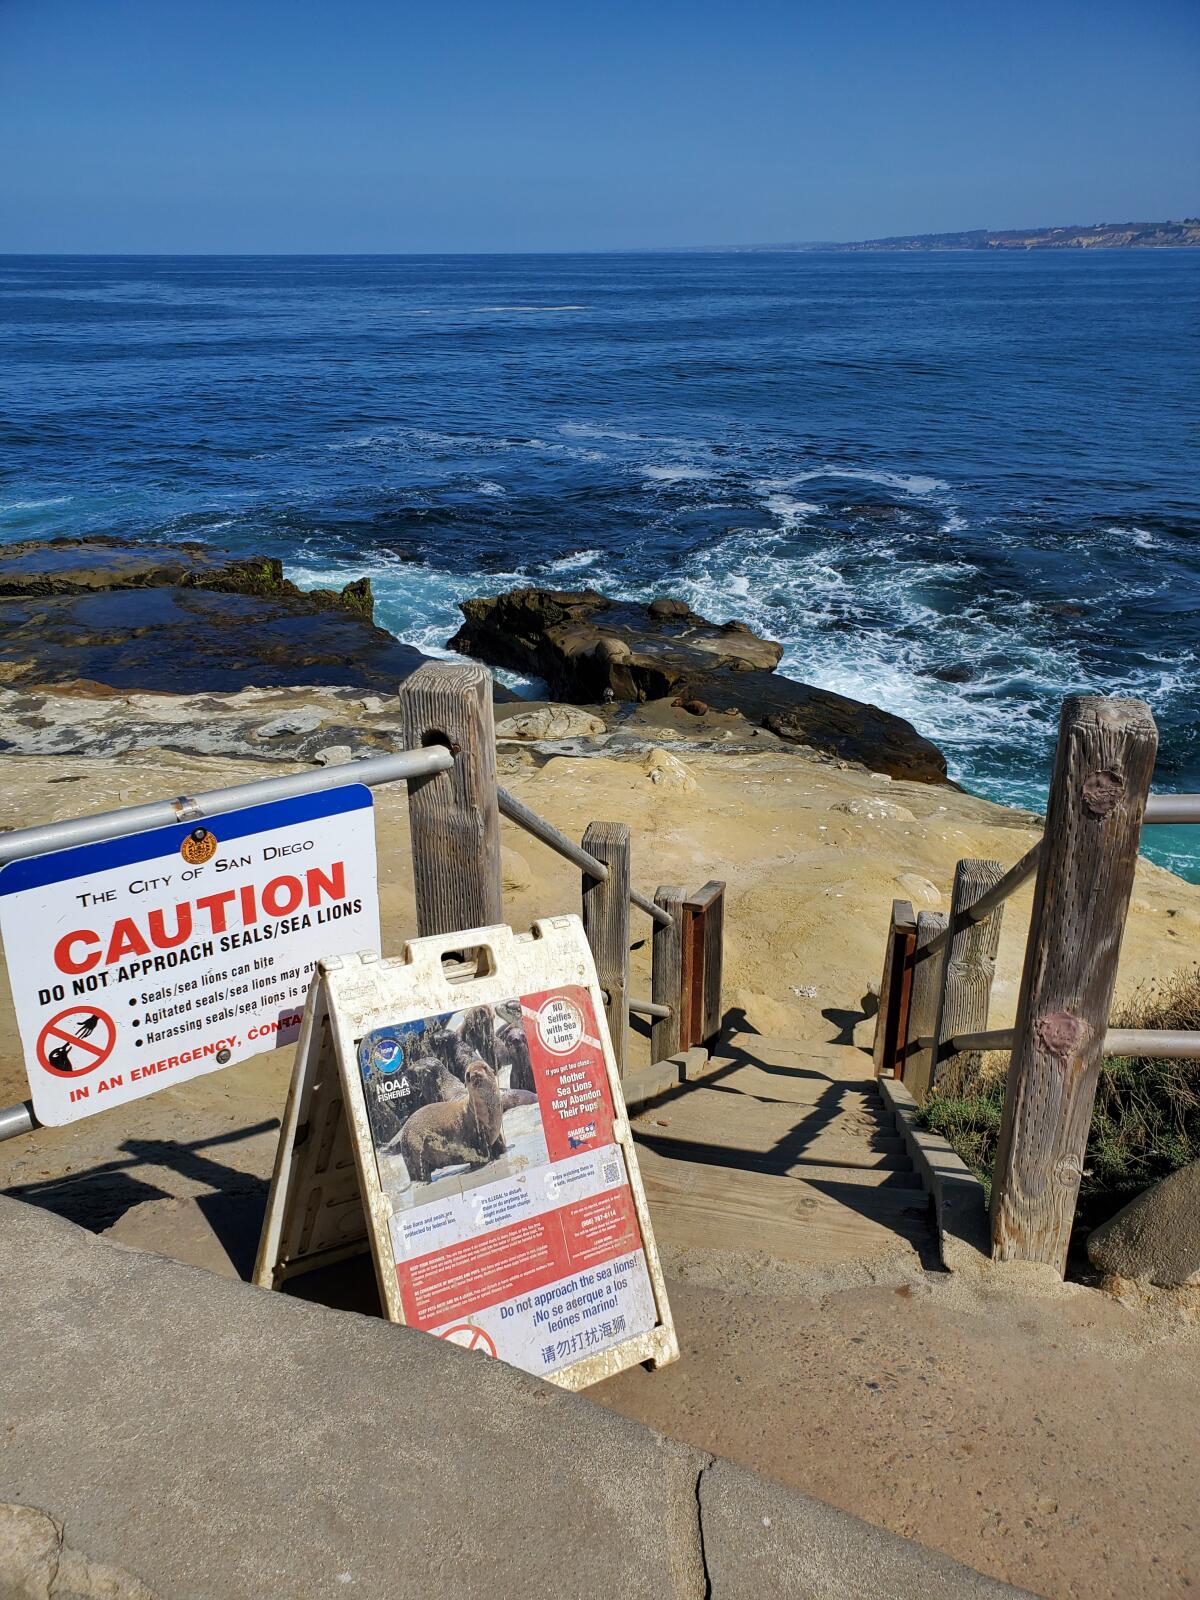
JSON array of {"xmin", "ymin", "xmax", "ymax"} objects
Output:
[
  {"xmin": 991, "ymin": 696, "xmax": 1157, "ymax": 1273},
  {"xmin": 398, "ymin": 662, "xmax": 503, "ymax": 937},
  {"xmin": 931, "ymin": 860, "xmax": 1005, "ymax": 1094},
  {"xmin": 902, "ymin": 911, "xmax": 948, "ymax": 1103},
  {"xmin": 581, "ymin": 821, "xmax": 631, "ymax": 1077},
  {"xmin": 873, "ymin": 899, "xmax": 917, "ymax": 1078},
  {"xmin": 650, "ymin": 885, "xmax": 685, "ymax": 1064}
]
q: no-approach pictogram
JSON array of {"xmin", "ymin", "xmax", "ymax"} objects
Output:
[
  {"xmin": 37, "ymin": 1006, "xmax": 116, "ymax": 1078},
  {"xmin": 439, "ymin": 1324, "xmax": 497, "ymax": 1356}
]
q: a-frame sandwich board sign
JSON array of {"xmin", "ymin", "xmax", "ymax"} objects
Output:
[{"xmin": 254, "ymin": 916, "xmax": 678, "ymax": 1389}]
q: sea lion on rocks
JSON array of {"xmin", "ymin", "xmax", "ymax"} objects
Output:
[
  {"xmin": 501, "ymin": 1088, "xmax": 538, "ymax": 1111},
  {"xmin": 398, "ymin": 1058, "xmax": 506, "ymax": 1184}
]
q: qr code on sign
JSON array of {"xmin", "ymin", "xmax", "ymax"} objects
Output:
[{"xmin": 602, "ymin": 1160, "xmax": 621, "ymax": 1187}]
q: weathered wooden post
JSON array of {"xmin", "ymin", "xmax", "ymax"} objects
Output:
[
  {"xmin": 681, "ymin": 881, "xmax": 725, "ymax": 1050},
  {"xmin": 902, "ymin": 911, "xmax": 948, "ymax": 1102},
  {"xmin": 991, "ymin": 697, "xmax": 1157, "ymax": 1274},
  {"xmin": 872, "ymin": 899, "xmax": 917, "ymax": 1078},
  {"xmin": 931, "ymin": 860, "xmax": 1005, "ymax": 1093},
  {"xmin": 398, "ymin": 662, "xmax": 503, "ymax": 936},
  {"xmin": 650, "ymin": 885, "xmax": 685, "ymax": 1063},
  {"xmin": 581, "ymin": 821, "xmax": 631, "ymax": 1077}
]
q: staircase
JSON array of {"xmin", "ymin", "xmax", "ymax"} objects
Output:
[{"xmin": 624, "ymin": 1032, "xmax": 937, "ymax": 1271}]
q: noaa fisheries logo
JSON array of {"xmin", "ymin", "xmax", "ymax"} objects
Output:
[
  {"xmin": 371, "ymin": 1037, "xmax": 403, "ymax": 1074},
  {"xmin": 180, "ymin": 826, "xmax": 218, "ymax": 865}
]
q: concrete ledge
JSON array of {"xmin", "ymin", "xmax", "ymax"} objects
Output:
[
  {"xmin": 878, "ymin": 1076, "xmax": 992, "ymax": 1274},
  {"xmin": 0, "ymin": 1195, "xmax": 1026, "ymax": 1598}
]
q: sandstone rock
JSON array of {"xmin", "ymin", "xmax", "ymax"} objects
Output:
[
  {"xmin": 496, "ymin": 705, "xmax": 606, "ymax": 741},
  {"xmin": 897, "ymin": 873, "xmax": 942, "ymax": 907},
  {"xmin": 1087, "ymin": 1159, "xmax": 1200, "ymax": 1287},
  {"xmin": 647, "ymin": 596, "xmax": 693, "ymax": 621},
  {"xmin": 312, "ymin": 744, "xmax": 354, "ymax": 766},
  {"xmin": 256, "ymin": 711, "xmax": 324, "ymax": 739},
  {"xmin": 831, "ymin": 797, "xmax": 917, "ymax": 821},
  {"xmin": 501, "ymin": 845, "xmax": 533, "ymax": 892},
  {"xmin": 0, "ymin": 1503, "xmax": 154, "ymax": 1599},
  {"xmin": 643, "ymin": 749, "xmax": 697, "ymax": 792}
]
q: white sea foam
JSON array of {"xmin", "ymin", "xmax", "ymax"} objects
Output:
[
  {"xmin": 475, "ymin": 480, "xmax": 505, "ymax": 497},
  {"xmin": 761, "ymin": 494, "xmax": 820, "ymax": 525},
  {"xmin": 640, "ymin": 463, "xmax": 712, "ymax": 483},
  {"xmin": 547, "ymin": 549, "xmax": 602, "ymax": 572},
  {"xmin": 779, "ymin": 466, "xmax": 949, "ymax": 497},
  {"xmin": 0, "ymin": 496, "xmax": 72, "ymax": 513}
]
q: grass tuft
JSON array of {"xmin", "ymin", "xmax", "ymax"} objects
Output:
[{"xmin": 918, "ymin": 964, "xmax": 1200, "ymax": 1222}]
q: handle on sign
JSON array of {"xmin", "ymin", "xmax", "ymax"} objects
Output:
[{"xmin": 398, "ymin": 922, "xmax": 518, "ymax": 992}]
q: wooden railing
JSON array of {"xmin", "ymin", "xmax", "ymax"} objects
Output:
[
  {"xmin": 398, "ymin": 663, "xmax": 725, "ymax": 1076},
  {"xmin": 873, "ymin": 695, "xmax": 1200, "ymax": 1277}
]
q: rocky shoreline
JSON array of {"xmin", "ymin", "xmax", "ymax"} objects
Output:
[{"xmin": 0, "ymin": 539, "xmax": 949, "ymax": 785}]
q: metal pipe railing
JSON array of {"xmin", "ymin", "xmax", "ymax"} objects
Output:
[
  {"xmin": 916, "ymin": 791, "xmax": 1200, "ymax": 966},
  {"xmin": 946, "ymin": 1026, "xmax": 1200, "ymax": 1062},
  {"xmin": 629, "ymin": 997, "xmax": 672, "ymax": 1020},
  {"xmin": 0, "ymin": 746, "xmax": 456, "ymax": 868},
  {"xmin": 496, "ymin": 786, "xmax": 672, "ymax": 928},
  {"xmin": 1144, "ymin": 793, "xmax": 1200, "ymax": 825}
]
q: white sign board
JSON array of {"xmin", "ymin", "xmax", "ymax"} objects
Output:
[
  {"xmin": 255, "ymin": 919, "xmax": 678, "ymax": 1390},
  {"xmin": 0, "ymin": 786, "xmax": 379, "ymax": 1126}
]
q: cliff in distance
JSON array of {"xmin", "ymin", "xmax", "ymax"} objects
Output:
[{"xmin": 709, "ymin": 218, "xmax": 1200, "ymax": 252}]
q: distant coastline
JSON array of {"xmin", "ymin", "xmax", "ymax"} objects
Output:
[{"xmin": 686, "ymin": 218, "xmax": 1200, "ymax": 253}]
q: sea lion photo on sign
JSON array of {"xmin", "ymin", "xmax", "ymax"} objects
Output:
[
  {"xmin": 398, "ymin": 1058, "xmax": 504, "ymax": 1183},
  {"xmin": 357, "ymin": 1000, "xmax": 550, "ymax": 1209}
]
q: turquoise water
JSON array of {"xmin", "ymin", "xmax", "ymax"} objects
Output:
[{"xmin": 1, "ymin": 250, "xmax": 1197, "ymax": 874}]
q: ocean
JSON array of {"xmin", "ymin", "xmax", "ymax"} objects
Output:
[{"xmin": 2, "ymin": 251, "xmax": 1197, "ymax": 875}]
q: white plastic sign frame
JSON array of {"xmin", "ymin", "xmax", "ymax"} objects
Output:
[{"xmin": 255, "ymin": 916, "xmax": 678, "ymax": 1390}]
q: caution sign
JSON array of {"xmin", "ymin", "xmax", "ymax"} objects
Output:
[
  {"xmin": 254, "ymin": 918, "xmax": 678, "ymax": 1391},
  {"xmin": 0, "ymin": 787, "xmax": 379, "ymax": 1126}
]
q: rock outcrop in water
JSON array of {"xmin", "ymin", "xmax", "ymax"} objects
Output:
[
  {"xmin": 450, "ymin": 586, "xmax": 948, "ymax": 783},
  {"xmin": 0, "ymin": 537, "xmax": 428, "ymax": 695}
]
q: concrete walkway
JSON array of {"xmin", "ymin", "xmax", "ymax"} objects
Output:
[{"xmin": 0, "ymin": 1195, "xmax": 1027, "ymax": 1600}]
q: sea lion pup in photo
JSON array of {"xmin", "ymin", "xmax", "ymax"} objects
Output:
[{"xmin": 398, "ymin": 1058, "xmax": 506, "ymax": 1184}]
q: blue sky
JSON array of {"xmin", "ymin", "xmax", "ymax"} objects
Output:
[{"xmin": 2, "ymin": 0, "xmax": 1197, "ymax": 252}]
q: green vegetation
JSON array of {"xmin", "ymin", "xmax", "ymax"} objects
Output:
[{"xmin": 919, "ymin": 966, "xmax": 1200, "ymax": 1224}]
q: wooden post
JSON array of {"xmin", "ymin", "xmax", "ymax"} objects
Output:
[
  {"xmin": 680, "ymin": 881, "xmax": 725, "ymax": 1050},
  {"xmin": 872, "ymin": 899, "xmax": 917, "ymax": 1078},
  {"xmin": 931, "ymin": 860, "xmax": 1005, "ymax": 1094},
  {"xmin": 398, "ymin": 662, "xmax": 503, "ymax": 937},
  {"xmin": 991, "ymin": 696, "xmax": 1157, "ymax": 1273},
  {"xmin": 650, "ymin": 885, "xmax": 685, "ymax": 1063},
  {"xmin": 902, "ymin": 911, "xmax": 948, "ymax": 1103},
  {"xmin": 581, "ymin": 822, "xmax": 631, "ymax": 1077}
]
